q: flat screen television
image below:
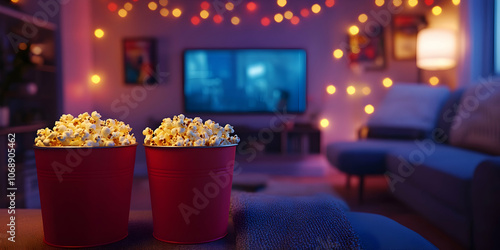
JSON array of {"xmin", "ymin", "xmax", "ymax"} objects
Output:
[{"xmin": 183, "ymin": 49, "xmax": 306, "ymax": 113}]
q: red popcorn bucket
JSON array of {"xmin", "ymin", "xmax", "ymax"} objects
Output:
[
  {"xmin": 145, "ymin": 144, "xmax": 236, "ymax": 244},
  {"xmin": 33, "ymin": 144, "xmax": 137, "ymax": 247}
]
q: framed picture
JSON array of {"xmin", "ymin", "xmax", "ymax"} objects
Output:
[
  {"xmin": 392, "ymin": 15, "xmax": 427, "ymax": 60},
  {"xmin": 348, "ymin": 25, "xmax": 386, "ymax": 70},
  {"xmin": 123, "ymin": 38, "xmax": 157, "ymax": 84}
]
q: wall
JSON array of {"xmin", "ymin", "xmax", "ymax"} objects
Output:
[{"xmin": 73, "ymin": 0, "xmax": 460, "ymax": 173}]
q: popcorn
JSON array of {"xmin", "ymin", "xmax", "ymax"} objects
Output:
[
  {"xmin": 34, "ymin": 111, "xmax": 136, "ymax": 147},
  {"xmin": 143, "ymin": 114, "xmax": 240, "ymax": 147}
]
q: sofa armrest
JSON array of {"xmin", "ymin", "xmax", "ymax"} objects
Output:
[{"xmin": 472, "ymin": 158, "xmax": 500, "ymax": 249}]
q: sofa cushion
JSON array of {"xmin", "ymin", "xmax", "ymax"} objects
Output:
[
  {"xmin": 326, "ymin": 139, "xmax": 418, "ymax": 175},
  {"xmin": 433, "ymin": 88, "xmax": 465, "ymax": 144},
  {"xmin": 367, "ymin": 84, "xmax": 450, "ymax": 136},
  {"xmin": 450, "ymin": 80, "xmax": 500, "ymax": 155},
  {"xmin": 386, "ymin": 144, "xmax": 491, "ymax": 215},
  {"xmin": 347, "ymin": 212, "xmax": 437, "ymax": 250}
]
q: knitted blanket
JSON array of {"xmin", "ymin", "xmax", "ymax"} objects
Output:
[{"xmin": 231, "ymin": 192, "xmax": 362, "ymax": 249}]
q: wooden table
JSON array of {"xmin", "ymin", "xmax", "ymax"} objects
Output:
[{"xmin": 0, "ymin": 209, "xmax": 235, "ymax": 249}]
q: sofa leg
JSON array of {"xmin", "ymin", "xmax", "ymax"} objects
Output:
[
  {"xmin": 358, "ymin": 175, "xmax": 365, "ymax": 204},
  {"xmin": 346, "ymin": 174, "xmax": 351, "ymax": 189}
]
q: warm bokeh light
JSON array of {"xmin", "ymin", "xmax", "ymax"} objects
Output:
[
  {"xmin": 408, "ymin": 0, "xmax": 418, "ymax": 7},
  {"xmin": 424, "ymin": 0, "xmax": 433, "ymax": 5},
  {"xmin": 213, "ymin": 14, "xmax": 223, "ymax": 24},
  {"xmin": 300, "ymin": 8, "xmax": 310, "ymax": 17},
  {"xmin": 346, "ymin": 86, "xmax": 356, "ymax": 95},
  {"xmin": 11, "ymin": 0, "xmax": 19, "ymax": 3},
  {"xmin": 91, "ymin": 75, "xmax": 101, "ymax": 84},
  {"xmin": 362, "ymin": 87, "xmax": 371, "ymax": 95},
  {"xmin": 364, "ymin": 104, "xmax": 375, "ymax": 114},
  {"xmin": 274, "ymin": 13, "xmax": 284, "ymax": 23},
  {"xmin": 358, "ymin": 14, "xmax": 368, "ymax": 23},
  {"xmin": 326, "ymin": 85, "xmax": 336, "ymax": 95},
  {"xmin": 225, "ymin": 2, "xmax": 234, "ymax": 11},
  {"xmin": 18, "ymin": 43, "xmax": 27, "ymax": 50},
  {"xmin": 108, "ymin": 2, "xmax": 118, "ymax": 12},
  {"xmin": 284, "ymin": 11, "xmax": 293, "ymax": 19},
  {"xmin": 172, "ymin": 8, "xmax": 182, "ymax": 17},
  {"xmin": 200, "ymin": 1, "xmax": 209, "ymax": 10},
  {"xmin": 311, "ymin": 4, "xmax": 321, "ymax": 13},
  {"xmin": 452, "ymin": 0, "xmax": 460, "ymax": 5},
  {"xmin": 393, "ymin": 0, "xmax": 402, "ymax": 7},
  {"xmin": 200, "ymin": 10, "xmax": 209, "ymax": 19},
  {"xmin": 160, "ymin": 8, "xmax": 169, "ymax": 17},
  {"xmin": 320, "ymin": 119, "xmax": 330, "ymax": 128},
  {"xmin": 349, "ymin": 25, "xmax": 360, "ymax": 35},
  {"xmin": 94, "ymin": 28, "xmax": 104, "ymax": 38},
  {"xmin": 159, "ymin": 0, "xmax": 168, "ymax": 7},
  {"xmin": 432, "ymin": 6, "xmax": 442, "ymax": 16},
  {"xmin": 148, "ymin": 1, "xmax": 157, "ymax": 10},
  {"xmin": 31, "ymin": 46, "xmax": 42, "ymax": 55},
  {"xmin": 325, "ymin": 0, "xmax": 335, "ymax": 7},
  {"xmin": 191, "ymin": 16, "xmax": 201, "ymax": 25},
  {"xmin": 333, "ymin": 49, "xmax": 343, "ymax": 59},
  {"xmin": 290, "ymin": 16, "xmax": 300, "ymax": 25},
  {"xmin": 277, "ymin": 0, "xmax": 287, "ymax": 7},
  {"xmin": 375, "ymin": 0, "xmax": 384, "ymax": 6},
  {"xmin": 231, "ymin": 16, "xmax": 240, "ymax": 25},
  {"xmin": 247, "ymin": 2, "xmax": 257, "ymax": 11},
  {"xmin": 429, "ymin": 76, "xmax": 439, "ymax": 86},
  {"xmin": 382, "ymin": 77, "xmax": 393, "ymax": 88},
  {"xmin": 261, "ymin": 17, "xmax": 271, "ymax": 26},
  {"xmin": 124, "ymin": 2, "xmax": 133, "ymax": 11},
  {"xmin": 118, "ymin": 9, "xmax": 127, "ymax": 17}
]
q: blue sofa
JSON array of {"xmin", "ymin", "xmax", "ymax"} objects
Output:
[{"xmin": 326, "ymin": 85, "xmax": 500, "ymax": 248}]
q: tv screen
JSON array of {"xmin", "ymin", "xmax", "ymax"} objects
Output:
[{"xmin": 183, "ymin": 49, "xmax": 306, "ymax": 113}]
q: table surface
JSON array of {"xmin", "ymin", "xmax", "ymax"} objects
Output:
[{"xmin": 0, "ymin": 209, "xmax": 235, "ymax": 249}]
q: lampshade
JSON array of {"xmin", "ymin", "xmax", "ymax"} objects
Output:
[{"xmin": 416, "ymin": 28, "xmax": 457, "ymax": 70}]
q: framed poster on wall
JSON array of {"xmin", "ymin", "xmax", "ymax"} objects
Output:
[{"xmin": 123, "ymin": 38, "xmax": 157, "ymax": 84}]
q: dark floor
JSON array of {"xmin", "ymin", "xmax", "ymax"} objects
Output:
[{"xmin": 130, "ymin": 154, "xmax": 464, "ymax": 250}]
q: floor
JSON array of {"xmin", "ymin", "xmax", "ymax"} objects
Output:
[{"xmin": 130, "ymin": 154, "xmax": 464, "ymax": 249}]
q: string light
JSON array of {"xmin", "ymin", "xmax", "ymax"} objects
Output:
[
  {"xmin": 160, "ymin": 8, "xmax": 169, "ymax": 17},
  {"xmin": 91, "ymin": 75, "xmax": 101, "ymax": 84},
  {"xmin": 424, "ymin": 0, "xmax": 433, "ymax": 5},
  {"xmin": 108, "ymin": 2, "xmax": 118, "ymax": 12},
  {"xmin": 333, "ymin": 49, "xmax": 343, "ymax": 59},
  {"xmin": 325, "ymin": 0, "xmax": 335, "ymax": 7},
  {"xmin": 148, "ymin": 1, "xmax": 158, "ymax": 11},
  {"xmin": 94, "ymin": 29, "xmax": 104, "ymax": 38},
  {"xmin": 408, "ymin": 0, "xmax": 418, "ymax": 7},
  {"xmin": 18, "ymin": 43, "xmax": 27, "ymax": 50},
  {"xmin": 432, "ymin": 6, "xmax": 442, "ymax": 16},
  {"xmin": 362, "ymin": 87, "xmax": 371, "ymax": 95},
  {"xmin": 231, "ymin": 16, "xmax": 240, "ymax": 25},
  {"xmin": 277, "ymin": 0, "xmax": 287, "ymax": 7},
  {"xmin": 364, "ymin": 105, "xmax": 375, "ymax": 114},
  {"xmin": 349, "ymin": 25, "xmax": 359, "ymax": 35},
  {"xmin": 452, "ymin": 0, "xmax": 460, "ymax": 5},
  {"xmin": 124, "ymin": 2, "xmax": 133, "ymax": 11},
  {"xmin": 261, "ymin": 17, "xmax": 271, "ymax": 26},
  {"xmin": 326, "ymin": 85, "xmax": 336, "ymax": 94},
  {"xmin": 346, "ymin": 86, "xmax": 356, "ymax": 95},
  {"xmin": 172, "ymin": 8, "xmax": 182, "ymax": 17},
  {"xmin": 191, "ymin": 16, "xmax": 201, "ymax": 25},
  {"xmin": 393, "ymin": 0, "xmax": 402, "ymax": 7},
  {"xmin": 274, "ymin": 13, "xmax": 284, "ymax": 23},
  {"xmin": 300, "ymin": 8, "xmax": 310, "ymax": 17},
  {"xmin": 31, "ymin": 46, "xmax": 42, "ymax": 55},
  {"xmin": 358, "ymin": 14, "xmax": 368, "ymax": 23},
  {"xmin": 290, "ymin": 16, "xmax": 300, "ymax": 25},
  {"xmin": 200, "ymin": 10, "xmax": 209, "ymax": 19},
  {"xmin": 284, "ymin": 11, "xmax": 293, "ymax": 19},
  {"xmin": 213, "ymin": 14, "xmax": 223, "ymax": 24},
  {"xmin": 320, "ymin": 118, "xmax": 330, "ymax": 128},
  {"xmin": 201, "ymin": 1, "xmax": 209, "ymax": 9},
  {"xmin": 159, "ymin": 0, "xmax": 168, "ymax": 7},
  {"xmin": 118, "ymin": 9, "xmax": 127, "ymax": 17},
  {"xmin": 429, "ymin": 76, "xmax": 439, "ymax": 86},
  {"xmin": 247, "ymin": 2, "xmax": 257, "ymax": 11},
  {"xmin": 375, "ymin": 0, "xmax": 384, "ymax": 6},
  {"xmin": 311, "ymin": 4, "xmax": 321, "ymax": 13},
  {"xmin": 382, "ymin": 77, "xmax": 393, "ymax": 88},
  {"xmin": 225, "ymin": 2, "xmax": 234, "ymax": 11}
]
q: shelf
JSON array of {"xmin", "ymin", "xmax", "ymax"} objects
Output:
[
  {"xmin": 0, "ymin": 5, "xmax": 57, "ymax": 31},
  {"xmin": 0, "ymin": 122, "xmax": 48, "ymax": 135}
]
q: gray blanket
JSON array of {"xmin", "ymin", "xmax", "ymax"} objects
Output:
[{"xmin": 231, "ymin": 192, "xmax": 362, "ymax": 249}]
